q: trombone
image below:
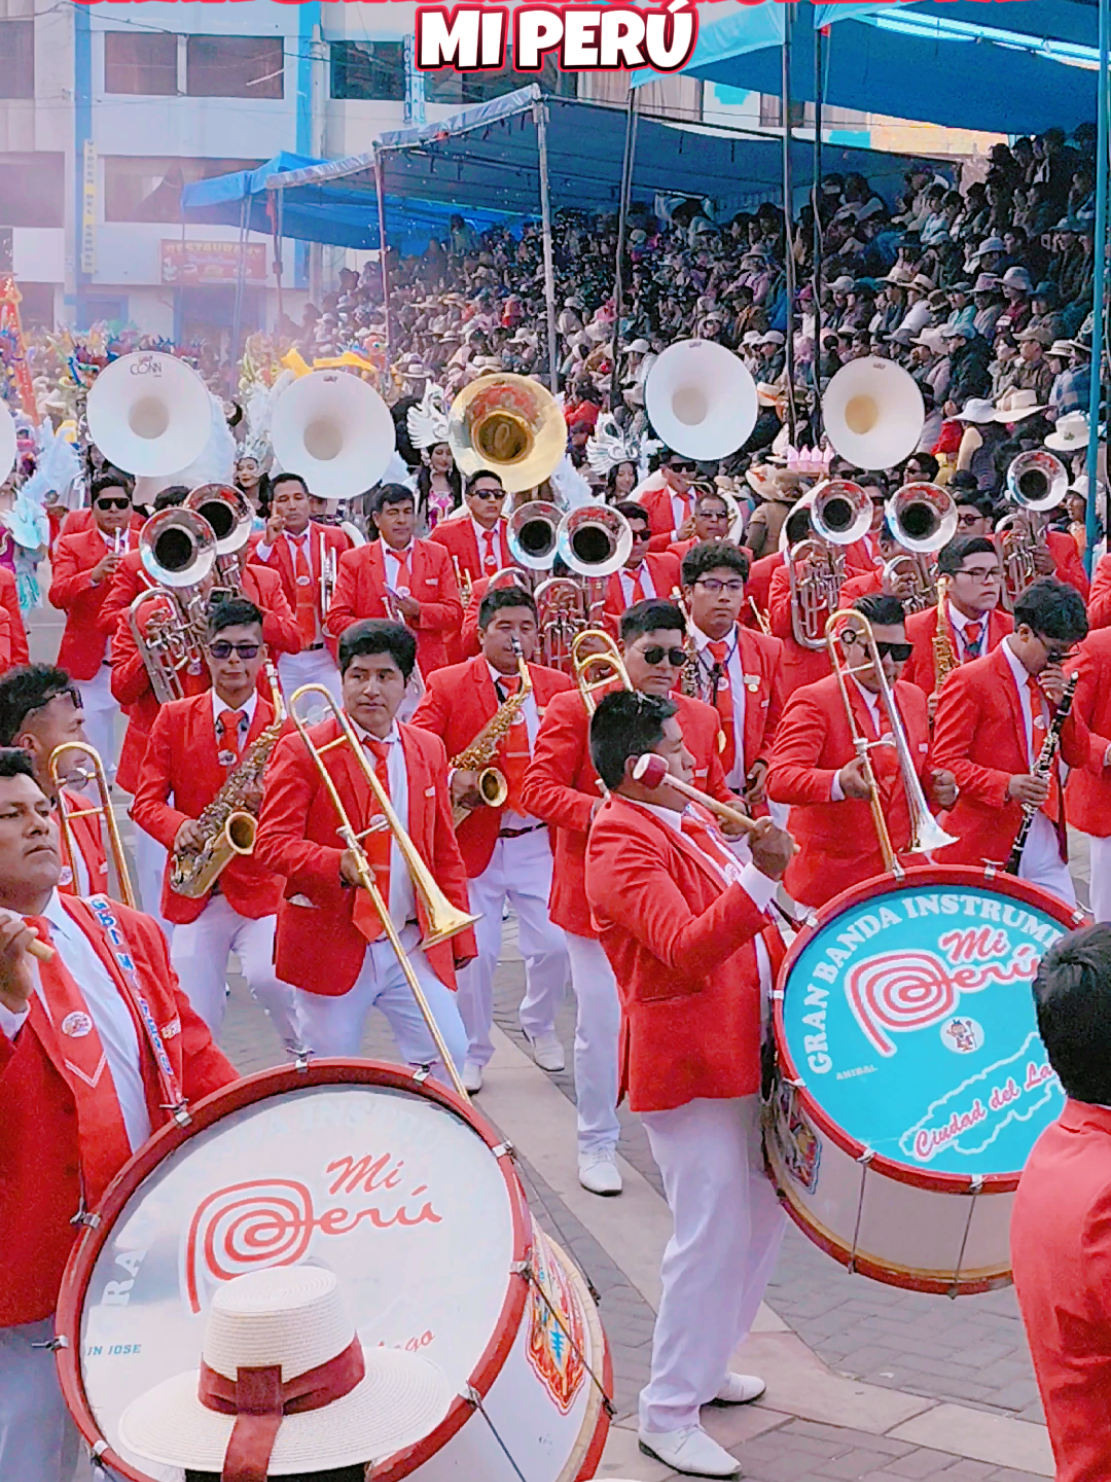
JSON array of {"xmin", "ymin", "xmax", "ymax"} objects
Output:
[
  {"xmin": 824, "ymin": 608, "xmax": 957, "ymax": 878},
  {"xmin": 287, "ymin": 684, "xmax": 479, "ymax": 1101},
  {"xmin": 48, "ymin": 741, "xmax": 137, "ymax": 909},
  {"xmin": 571, "ymin": 630, "xmax": 633, "ymax": 716}
]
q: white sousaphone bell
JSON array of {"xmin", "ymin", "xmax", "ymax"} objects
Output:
[
  {"xmin": 644, "ymin": 339, "xmax": 758, "ymax": 460},
  {"xmin": 271, "ymin": 370, "xmax": 396, "ymax": 500},
  {"xmin": 822, "ymin": 358, "xmax": 924, "ymax": 471},
  {"xmin": 0, "ymin": 398, "xmax": 15, "ymax": 486},
  {"xmin": 86, "ymin": 351, "xmax": 212, "ymax": 477}
]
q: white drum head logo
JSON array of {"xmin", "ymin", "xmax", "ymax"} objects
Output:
[
  {"xmin": 62, "ymin": 1011, "xmax": 94, "ymax": 1039},
  {"xmin": 941, "ymin": 1017, "xmax": 983, "ymax": 1055}
]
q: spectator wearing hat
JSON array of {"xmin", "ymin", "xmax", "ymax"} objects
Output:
[
  {"xmin": 1012, "ymin": 327, "xmax": 1056, "ymax": 402},
  {"xmin": 897, "ymin": 274, "xmax": 935, "ymax": 337},
  {"xmin": 954, "ymin": 399, "xmax": 1008, "ymax": 492},
  {"xmin": 946, "ymin": 283, "xmax": 976, "ymax": 336},
  {"xmin": 943, "ymin": 326, "xmax": 992, "ymax": 411},
  {"xmin": 972, "ymin": 274, "xmax": 1004, "ymax": 341},
  {"xmin": 1030, "ymin": 281, "xmax": 1065, "ymax": 343},
  {"xmin": 996, "ymin": 267, "xmax": 1035, "ymax": 338},
  {"xmin": 970, "ymin": 235, "xmax": 1007, "ymax": 276},
  {"xmin": 1047, "ymin": 337, "xmax": 1092, "ymax": 424}
]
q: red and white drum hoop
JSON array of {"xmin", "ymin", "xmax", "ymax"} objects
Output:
[{"xmin": 56, "ymin": 1060, "xmax": 612, "ymax": 1481}]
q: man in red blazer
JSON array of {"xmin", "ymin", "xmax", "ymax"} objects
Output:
[
  {"xmin": 931, "ymin": 577, "xmax": 1090, "ymax": 904},
  {"xmin": 767, "ymin": 594, "xmax": 957, "ymax": 908},
  {"xmin": 47, "ymin": 473, "xmax": 137, "ymax": 772},
  {"xmin": 639, "ymin": 450, "xmax": 699, "ymax": 551},
  {"xmin": 667, "ymin": 487, "xmax": 735, "ymax": 564},
  {"xmin": 255, "ymin": 620, "xmax": 471, "ymax": 1073},
  {"xmin": 325, "ymin": 485, "xmax": 462, "ymax": 680},
  {"xmin": 602, "ymin": 502, "xmax": 681, "ymax": 629},
  {"xmin": 428, "ymin": 468, "xmax": 513, "ymax": 586},
  {"xmin": 0, "ymin": 749, "xmax": 234, "ymax": 1480},
  {"xmin": 584, "ymin": 690, "xmax": 793, "ymax": 1481},
  {"xmin": 249, "ymin": 471, "xmax": 351, "ymax": 705},
  {"xmin": 1011, "ymin": 925, "xmax": 1111, "ymax": 1482},
  {"xmin": 130, "ymin": 599, "xmax": 299, "ymax": 1052},
  {"xmin": 411, "ymin": 587, "xmax": 572, "ymax": 1092},
  {"xmin": 0, "ymin": 665, "xmax": 108, "ymax": 900},
  {"xmin": 1065, "ymin": 628, "xmax": 1111, "ymax": 921},
  {"xmin": 767, "ymin": 510, "xmax": 836, "ymax": 696},
  {"xmin": 1085, "ymin": 549, "xmax": 1111, "ymax": 629},
  {"xmin": 680, "ymin": 541, "xmax": 786, "ymax": 810},
  {"xmin": 521, "ymin": 597, "xmax": 735, "ymax": 1197},
  {"xmin": 901, "ymin": 536, "xmax": 1012, "ymax": 699}
]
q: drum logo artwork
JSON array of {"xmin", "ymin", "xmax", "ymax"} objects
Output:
[{"xmin": 526, "ymin": 1230, "xmax": 586, "ymax": 1414}]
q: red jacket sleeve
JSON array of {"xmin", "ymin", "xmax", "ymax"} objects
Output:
[
  {"xmin": 1051, "ymin": 531, "xmax": 1090, "ymax": 600},
  {"xmin": 98, "ymin": 556, "xmax": 143, "ymax": 636},
  {"xmin": 520, "ymin": 695, "xmax": 597, "ymax": 834},
  {"xmin": 129, "ymin": 704, "xmax": 190, "ymax": 851},
  {"xmin": 254, "ymin": 731, "xmax": 347, "ymax": 900},
  {"xmin": 409, "ymin": 672, "xmax": 453, "ymax": 739},
  {"xmin": 766, "ymin": 690, "xmax": 840, "ymax": 805},
  {"xmin": 0, "ymin": 573, "xmax": 27, "ymax": 668},
  {"xmin": 768, "ymin": 563, "xmax": 795, "ymax": 641},
  {"xmin": 1089, "ymin": 555, "xmax": 1111, "ymax": 630},
  {"xmin": 930, "ymin": 675, "xmax": 1014, "ymax": 809},
  {"xmin": 259, "ymin": 578, "xmax": 302, "ymax": 656},
  {"xmin": 110, "ymin": 613, "xmax": 154, "ymax": 706},
  {"xmin": 48, "ymin": 538, "xmax": 99, "ymax": 610}
]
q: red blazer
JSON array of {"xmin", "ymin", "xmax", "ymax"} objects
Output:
[
  {"xmin": 767, "ymin": 562, "xmax": 833, "ymax": 695},
  {"xmin": 325, "ymin": 539, "xmax": 462, "ymax": 676},
  {"xmin": 901, "ymin": 604, "xmax": 1013, "ymax": 697},
  {"xmin": 409, "ymin": 655, "xmax": 574, "ymax": 878},
  {"xmin": 247, "ymin": 521, "xmax": 352, "ymax": 621},
  {"xmin": 1011, "ymin": 1100, "xmax": 1111, "ymax": 1482},
  {"xmin": 1047, "ymin": 528, "xmax": 1089, "ymax": 600},
  {"xmin": 602, "ymin": 552, "xmax": 682, "ymax": 628},
  {"xmin": 59, "ymin": 786, "xmax": 108, "ymax": 899},
  {"xmin": 520, "ymin": 687, "xmax": 730, "ymax": 937},
  {"xmin": 766, "ymin": 673, "xmax": 933, "ymax": 907},
  {"xmin": 839, "ymin": 568, "xmax": 882, "ymax": 603},
  {"xmin": 59, "ymin": 507, "xmax": 143, "ymax": 541},
  {"xmin": 130, "ymin": 692, "xmax": 285, "ymax": 924},
  {"xmin": 0, "ymin": 567, "xmax": 27, "ymax": 669},
  {"xmin": 429, "ymin": 515, "xmax": 512, "ymax": 583},
  {"xmin": 48, "ymin": 529, "xmax": 120, "ymax": 679},
  {"xmin": 255, "ymin": 718, "xmax": 475, "ymax": 996},
  {"xmin": 930, "ymin": 642, "xmax": 1088, "ymax": 868},
  {"xmin": 743, "ymin": 551, "xmax": 783, "ymax": 629},
  {"xmin": 639, "ymin": 484, "xmax": 689, "ymax": 551},
  {"xmin": 585, "ymin": 794, "xmax": 784, "ymax": 1113},
  {"xmin": 0, "ymin": 895, "xmax": 234, "ymax": 1325},
  {"xmin": 1065, "ymin": 629, "xmax": 1111, "ymax": 838},
  {"xmin": 1086, "ymin": 552, "xmax": 1111, "ymax": 629}
]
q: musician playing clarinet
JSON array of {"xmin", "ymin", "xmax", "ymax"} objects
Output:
[
  {"xmin": 585, "ymin": 690, "xmax": 793, "ymax": 1481},
  {"xmin": 932, "ymin": 577, "xmax": 1089, "ymax": 904},
  {"xmin": 0, "ymin": 749, "xmax": 235, "ymax": 1482}
]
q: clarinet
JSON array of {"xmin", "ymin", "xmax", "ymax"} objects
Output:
[{"xmin": 1005, "ymin": 671, "xmax": 1078, "ymax": 875}]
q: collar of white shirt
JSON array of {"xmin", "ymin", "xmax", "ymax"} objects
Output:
[
  {"xmin": 1001, "ymin": 634, "xmax": 1029, "ymax": 691},
  {"xmin": 352, "ymin": 719, "xmax": 401, "ymax": 749},
  {"xmin": 472, "ymin": 518, "xmax": 501, "ymax": 545},
  {"xmin": 947, "ymin": 601, "xmax": 987, "ymax": 635},
  {"xmin": 41, "ymin": 887, "xmax": 74, "ymax": 935},
  {"xmin": 212, "ymin": 689, "xmax": 259, "ymax": 727},
  {"xmin": 691, "ymin": 624, "xmax": 728, "ymax": 654},
  {"xmin": 384, "ymin": 541, "xmax": 415, "ymax": 561},
  {"xmin": 285, "ymin": 527, "xmax": 312, "ymax": 547}
]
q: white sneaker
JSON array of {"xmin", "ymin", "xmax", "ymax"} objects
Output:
[
  {"xmin": 578, "ymin": 1148, "xmax": 623, "ymax": 1196},
  {"xmin": 524, "ymin": 1030, "xmax": 565, "ymax": 1072},
  {"xmin": 462, "ymin": 1061, "xmax": 483, "ymax": 1094},
  {"xmin": 639, "ymin": 1425, "xmax": 741, "ymax": 1478},
  {"xmin": 714, "ymin": 1372, "xmax": 766, "ymax": 1405}
]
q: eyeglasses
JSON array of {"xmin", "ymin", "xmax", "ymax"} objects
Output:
[
  {"xmin": 956, "ymin": 512, "xmax": 984, "ymax": 527},
  {"xmin": 668, "ymin": 461, "xmax": 697, "ymax": 474},
  {"xmin": 956, "ymin": 565, "xmax": 1002, "ymax": 581},
  {"xmin": 637, "ymin": 645, "xmax": 689, "ymax": 667},
  {"xmin": 208, "ymin": 641, "xmax": 261, "ymax": 660},
  {"xmin": 1040, "ymin": 641, "xmax": 1079, "ymax": 664},
  {"xmin": 694, "ymin": 578, "xmax": 745, "ymax": 595},
  {"xmin": 95, "ymin": 497, "xmax": 130, "ymax": 512}
]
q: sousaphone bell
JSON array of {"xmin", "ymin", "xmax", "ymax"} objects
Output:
[
  {"xmin": 823, "ymin": 358, "xmax": 925, "ymax": 471},
  {"xmin": 271, "ymin": 370, "xmax": 396, "ymax": 499},
  {"xmin": 447, "ymin": 374, "xmax": 565, "ymax": 493},
  {"xmin": 85, "ymin": 352, "xmax": 211, "ymax": 476},
  {"xmin": 644, "ymin": 339, "xmax": 758, "ymax": 459}
]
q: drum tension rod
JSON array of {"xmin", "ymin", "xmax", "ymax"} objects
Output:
[
  {"xmin": 30, "ymin": 1334, "xmax": 69, "ymax": 1351},
  {"xmin": 512, "ymin": 1261, "xmax": 615, "ymax": 1416},
  {"xmin": 847, "ymin": 1148, "xmax": 875, "ymax": 1274},
  {"xmin": 490, "ymin": 1141, "xmax": 515, "ymax": 1159},
  {"xmin": 947, "ymin": 1175, "xmax": 985, "ymax": 1300},
  {"xmin": 70, "ymin": 1197, "xmax": 101, "ymax": 1230},
  {"xmin": 462, "ymin": 1384, "xmax": 530, "ymax": 1482}
]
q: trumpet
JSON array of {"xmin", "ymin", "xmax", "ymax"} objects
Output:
[
  {"xmin": 997, "ymin": 450, "xmax": 1068, "ymax": 610},
  {"xmin": 320, "ymin": 530, "xmax": 338, "ymax": 618},
  {"xmin": 825, "ymin": 608, "xmax": 957, "ymax": 875},
  {"xmin": 571, "ymin": 629, "xmax": 633, "ymax": 716},
  {"xmin": 451, "ymin": 554, "xmax": 473, "ymax": 610},
  {"xmin": 49, "ymin": 741, "xmax": 137, "ymax": 910}
]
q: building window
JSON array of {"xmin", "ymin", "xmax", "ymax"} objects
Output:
[
  {"xmin": 186, "ymin": 36, "xmax": 284, "ymax": 99},
  {"xmin": 13, "ymin": 281, "xmax": 54, "ymax": 328},
  {"xmin": 103, "ymin": 156, "xmax": 262, "ymax": 224},
  {"xmin": 104, "ymin": 31, "xmax": 178, "ymax": 96},
  {"xmin": 0, "ymin": 21, "xmax": 33, "ymax": 98},
  {"xmin": 426, "ymin": 53, "xmax": 574, "ymax": 106},
  {"xmin": 330, "ymin": 41, "xmax": 404, "ymax": 101},
  {"xmin": 0, "ymin": 153, "xmax": 65, "ymax": 227}
]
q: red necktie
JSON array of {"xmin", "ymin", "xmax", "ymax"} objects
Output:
[
  {"xmin": 291, "ymin": 535, "xmax": 317, "ymax": 646},
  {"xmin": 708, "ymin": 639, "xmax": 737, "ymax": 777},
  {"xmin": 680, "ymin": 804, "xmax": 741, "ymax": 884},
  {"xmin": 1025, "ymin": 674, "xmax": 1063, "ymax": 824},
  {"xmin": 389, "ymin": 547, "xmax": 412, "ymax": 590},
  {"xmin": 216, "ymin": 709, "xmax": 246, "ymax": 767},
  {"xmin": 352, "ymin": 738, "xmax": 391, "ymax": 943},
  {"xmin": 482, "ymin": 530, "xmax": 499, "ymax": 573},
  {"xmin": 626, "ymin": 563, "xmax": 648, "ymax": 605},
  {"xmin": 962, "ymin": 621, "xmax": 983, "ymax": 659},
  {"xmin": 495, "ymin": 675, "xmax": 530, "ymax": 811},
  {"xmin": 676, "ymin": 491, "xmax": 693, "ymax": 528}
]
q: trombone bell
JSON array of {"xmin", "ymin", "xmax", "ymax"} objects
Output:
[{"xmin": 571, "ymin": 630, "xmax": 633, "ymax": 716}]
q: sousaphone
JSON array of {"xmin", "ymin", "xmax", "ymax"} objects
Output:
[
  {"xmin": 271, "ymin": 370, "xmax": 396, "ymax": 499},
  {"xmin": 644, "ymin": 339, "xmax": 758, "ymax": 459},
  {"xmin": 447, "ymin": 374, "xmax": 565, "ymax": 494},
  {"xmin": 823, "ymin": 358, "xmax": 925, "ymax": 471},
  {"xmin": 86, "ymin": 352, "xmax": 211, "ymax": 476}
]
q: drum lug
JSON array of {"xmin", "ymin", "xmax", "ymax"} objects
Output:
[
  {"xmin": 290, "ymin": 1048, "xmax": 313, "ymax": 1072},
  {"xmin": 30, "ymin": 1334, "xmax": 69, "ymax": 1351},
  {"xmin": 509, "ymin": 1259, "xmax": 532, "ymax": 1278},
  {"xmin": 163, "ymin": 1100, "xmax": 193, "ymax": 1128},
  {"xmin": 491, "ymin": 1141, "xmax": 515, "ymax": 1160},
  {"xmin": 70, "ymin": 1201, "xmax": 101, "ymax": 1230},
  {"xmin": 412, "ymin": 1066, "xmax": 431, "ymax": 1084}
]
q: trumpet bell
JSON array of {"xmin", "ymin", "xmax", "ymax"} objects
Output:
[
  {"xmin": 185, "ymin": 484, "xmax": 252, "ymax": 558},
  {"xmin": 86, "ymin": 352, "xmax": 211, "ymax": 476},
  {"xmin": 558, "ymin": 505, "xmax": 634, "ymax": 579},
  {"xmin": 140, "ymin": 507, "xmax": 216, "ymax": 590},
  {"xmin": 812, "ymin": 479, "xmax": 872, "ymax": 546},
  {"xmin": 644, "ymin": 340, "xmax": 758, "ymax": 459},
  {"xmin": 823, "ymin": 358, "xmax": 925, "ymax": 471},
  {"xmin": 1006, "ymin": 450, "xmax": 1068, "ymax": 512},
  {"xmin": 447, "ymin": 374, "xmax": 565, "ymax": 493},
  {"xmin": 886, "ymin": 482, "xmax": 958, "ymax": 554},
  {"xmin": 0, "ymin": 399, "xmax": 15, "ymax": 486},
  {"xmin": 507, "ymin": 500, "xmax": 562, "ymax": 570},
  {"xmin": 271, "ymin": 370, "xmax": 396, "ymax": 499}
]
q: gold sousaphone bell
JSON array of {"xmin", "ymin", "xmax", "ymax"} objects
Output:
[{"xmin": 448, "ymin": 374, "xmax": 566, "ymax": 493}]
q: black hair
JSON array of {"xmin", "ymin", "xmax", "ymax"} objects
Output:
[
  {"xmin": 948, "ymin": 471, "xmax": 984, "ymax": 501},
  {"xmin": 937, "ymin": 536, "xmax": 998, "ymax": 576},
  {"xmin": 613, "ymin": 500, "xmax": 649, "ymax": 527},
  {"xmin": 905, "ymin": 452, "xmax": 939, "ymax": 480},
  {"xmin": 153, "ymin": 484, "xmax": 190, "ymax": 512},
  {"xmin": 415, "ymin": 458, "xmax": 462, "ymax": 521},
  {"xmin": 620, "ymin": 599, "xmax": 685, "ymax": 642},
  {"xmin": 1032, "ymin": 924, "xmax": 1111, "ymax": 1104},
  {"xmin": 1012, "ymin": 578, "xmax": 1089, "ymax": 644},
  {"xmin": 271, "ymin": 472, "xmax": 309, "ymax": 498},
  {"xmin": 852, "ymin": 593, "xmax": 906, "ymax": 627},
  {"xmin": 0, "ymin": 746, "xmax": 38, "ymax": 782},
  {"xmin": 477, "ymin": 586, "xmax": 537, "ymax": 628},
  {"xmin": 372, "ymin": 483, "xmax": 415, "ymax": 516},
  {"xmin": 337, "ymin": 618, "xmax": 417, "ymax": 681},
  {"xmin": 784, "ymin": 508, "xmax": 812, "ymax": 545},
  {"xmin": 604, "ymin": 461, "xmax": 638, "ymax": 499},
  {"xmin": 185, "ymin": 1467, "xmax": 366, "ymax": 1482},
  {"xmin": 206, "ymin": 598, "xmax": 263, "ymax": 639},
  {"xmin": 589, "ymin": 690, "xmax": 678, "ymax": 790},
  {"xmin": 464, "ymin": 469, "xmax": 504, "ymax": 498},
  {"xmin": 90, "ymin": 472, "xmax": 131, "ymax": 502},
  {"xmin": 694, "ymin": 488, "xmax": 730, "ymax": 513},
  {"xmin": 0, "ymin": 665, "xmax": 78, "ymax": 745},
  {"xmin": 681, "ymin": 540, "xmax": 749, "ymax": 588}
]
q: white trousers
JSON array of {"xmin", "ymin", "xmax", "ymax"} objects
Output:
[
  {"xmin": 75, "ymin": 664, "xmax": 119, "ymax": 782},
  {"xmin": 1086, "ymin": 833, "xmax": 1111, "ymax": 922},
  {"xmin": 0, "ymin": 1317, "xmax": 78, "ymax": 1481},
  {"xmin": 171, "ymin": 897, "xmax": 300, "ymax": 1053},
  {"xmin": 277, "ymin": 648, "xmax": 342, "ymax": 713},
  {"xmin": 131, "ymin": 824, "xmax": 174, "ymax": 945},
  {"xmin": 640, "ymin": 1095, "xmax": 786, "ymax": 1435},
  {"xmin": 565, "ymin": 931, "xmax": 621, "ymax": 1155},
  {"xmin": 457, "ymin": 828, "xmax": 569, "ymax": 1068},
  {"xmin": 1018, "ymin": 811, "xmax": 1076, "ymax": 907},
  {"xmin": 292, "ymin": 923, "xmax": 467, "ymax": 1082}
]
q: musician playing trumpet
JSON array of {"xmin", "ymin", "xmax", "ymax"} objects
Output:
[
  {"xmin": 411, "ymin": 587, "xmax": 573, "ymax": 1093},
  {"xmin": 130, "ymin": 599, "xmax": 300, "ymax": 1052}
]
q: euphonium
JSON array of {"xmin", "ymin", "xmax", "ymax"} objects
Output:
[
  {"xmin": 998, "ymin": 450, "xmax": 1068, "ymax": 610},
  {"xmin": 184, "ymin": 484, "xmax": 252, "ymax": 591},
  {"xmin": 788, "ymin": 480, "xmax": 871, "ymax": 650},
  {"xmin": 130, "ymin": 507, "xmax": 218, "ymax": 699},
  {"xmin": 449, "ymin": 639, "xmax": 532, "ymax": 826},
  {"xmin": 535, "ymin": 577, "xmax": 586, "ymax": 672}
]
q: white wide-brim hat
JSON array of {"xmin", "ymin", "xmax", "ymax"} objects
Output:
[
  {"xmin": 118, "ymin": 1267, "xmax": 451, "ymax": 1476},
  {"xmin": 1046, "ymin": 411, "xmax": 1090, "ymax": 451}
]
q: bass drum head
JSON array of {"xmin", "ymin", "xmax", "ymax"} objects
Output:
[{"xmin": 57, "ymin": 1063, "xmax": 528, "ymax": 1481}]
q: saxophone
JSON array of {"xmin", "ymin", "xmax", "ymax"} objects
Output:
[
  {"xmin": 169, "ymin": 663, "xmax": 287, "ymax": 899},
  {"xmin": 450, "ymin": 639, "xmax": 532, "ymax": 827},
  {"xmin": 931, "ymin": 575, "xmax": 959, "ymax": 698}
]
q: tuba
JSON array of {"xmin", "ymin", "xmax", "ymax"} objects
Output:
[
  {"xmin": 130, "ymin": 508, "xmax": 217, "ymax": 701},
  {"xmin": 85, "ymin": 352, "xmax": 211, "ymax": 476},
  {"xmin": 644, "ymin": 340, "xmax": 758, "ymax": 459},
  {"xmin": 447, "ymin": 374, "xmax": 565, "ymax": 494},
  {"xmin": 883, "ymin": 482, "xmax": 958, "ymax": 614},
  {"xmin": 788, "ymin": 480, "xmax": 871, "ymax": 650},
  {"xmin": 184, "ymin": 484, "xmax": 252, "ymax": 591},
  {"xmin": 822, "ymin": 358, "xmax": 925, "ymax": 471},
  {"xmin": 997, "ymin": 450, "xmax": 1068, "ymax": 610},
  {"xmin": 507, "ymin": 500, "xmax": 563, "ymax": 570},
  {"xmin": 271, "ymin": 370, "xmax": 396, "ymax": 499},
  {"xmin": 535, "ymin": 577, "xmax": 587, "ymax": 672}
]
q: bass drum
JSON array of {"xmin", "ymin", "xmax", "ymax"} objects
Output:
[
  {"xmin": 765, "ymin": 866, "xmax": 1085, "ymax": 1296},
  {"xmin": 56, "ymin": 1061, "xmax": 611, "ymax": 1481}
]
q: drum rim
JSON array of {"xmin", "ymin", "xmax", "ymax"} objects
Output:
[
  {"xmin": 773, "ymin": 864, "xmax": 1084, "ymax": 1196},
  {"xmin": 54, "ymin": 1059, "xmax": 532, "ymax": 1482}
]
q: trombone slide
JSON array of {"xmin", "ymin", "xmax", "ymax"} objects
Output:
[{"xmin": 49, "ymin": 740, "xmax": 138, "ymax": 910}]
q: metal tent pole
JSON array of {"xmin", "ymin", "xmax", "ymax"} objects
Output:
[
  {"xmin": 812, "ymin": 19, "xmax": 824, "ymax": 441},
  {"xmin": 534, "ymin": 98, "xmax": 560, "ymax": 394},
  {"xmin": 374, "ymin": 150, "xmax": 392, "ymax": 363},
  {"xmin": 781, "ymin": 3, "xmax": 798, "ymax": 444},
  {"xmin": 1085, "ymin": 0, "xmax": 1110, "ymax": 569},
  {"xmin": 228, "ymin": 194, "xmax": 249, "ymax": 396},
  {"xmin": 609, "ymin": 86, "xmax": 640, "ymax": 415}
]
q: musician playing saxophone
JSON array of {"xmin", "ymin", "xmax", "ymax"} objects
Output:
[
  {"xmin": 410, "ymin": 587, "xmax": 573, "ymax": 1093},
  {"xmin": 130, "ymin": 599, "xmax": 300, "ymax": 1052}
]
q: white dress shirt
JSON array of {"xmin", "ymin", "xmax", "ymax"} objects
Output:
[
  {"xmin": 487, "ymin": 661, "xmax": 540, "ymax": 830},
  {"xmin": 691, "ymin": 625, "xmax": 747, "ymax": 791},
  {"xmin": 352, "ymin": 720, "xmax": 416, "ymax": 927},
  {"xmin": 0, "ymin": 890, "xmax": 152, "ymax": 1151},
  {"xmin": 947, "ymin": 600, "xmax": 989, "ymax": 662},
  {"xmin": 617, "ymin": 561, "xmax": 659, "ymax": 606},
  {"xmin": 1000, "ymin": 635, "xmax": 1061, "ymax": 865},
  {"xmin": 471, "ymin": 519, "xmax": 503, "ymax": 572},
  {"xmin": 211, "ymin": 689, "xmax": 258, "ymax": 747}
]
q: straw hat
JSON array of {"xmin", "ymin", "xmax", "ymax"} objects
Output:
[
  {"xmin": 117, "ymin": 1267, "xmax": 451, "ymax": 1477},
  {"xmin": 994, "ymin": 388, "xmax": 1046, "ymax": 423},
  {"xmin": 1045, "ymin": 411, "xmax": 1090, "ymax": 452}
]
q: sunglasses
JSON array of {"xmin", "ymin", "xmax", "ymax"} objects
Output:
[
  {"xmin": 95, "ymin": 497, "xmax": 130, "ymax": 512},
  {"xmin": 668, "ymin": 461, "xmax": 697, "ymax": 474},
  {"xmin": 471, "ymin": 489, "xmax": 503, "ymax": 501},
  {"xmin": 208, "ymin": 641, "xmax": 261, "ymax": 660},
  {"xmin": 638, "ymin": 645, "xmax": 689, "ymax": 667},
  {"xmin": 876, "ymin": 641, "xmax": 914, "ymax": 662}
]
